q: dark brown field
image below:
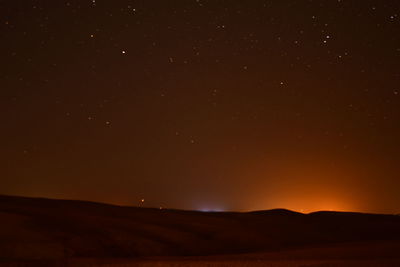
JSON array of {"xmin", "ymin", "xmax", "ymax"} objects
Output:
[{"xmin": 1, "ymin": 195, "xmax": 399, "ymax": 266}]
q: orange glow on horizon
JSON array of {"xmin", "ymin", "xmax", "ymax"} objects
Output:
[{"xmin": 241, "ymin": 153, "xmax": 366, "ymax": 213}]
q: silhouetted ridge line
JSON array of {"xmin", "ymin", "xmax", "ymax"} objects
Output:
[
  {"xmin": 248, "ymin": 208, "xmax": 304, "ymax": 216},
  {"xmin": 1, "ymin": 195, "xmax": 400, "ymax": 260}
]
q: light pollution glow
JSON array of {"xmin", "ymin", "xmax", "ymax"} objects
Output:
[{"xmin": 236, "ymin": 153, "xmax": 368, "ymax": 213}]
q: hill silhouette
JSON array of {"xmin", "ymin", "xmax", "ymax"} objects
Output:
[{"xmin": 0, "ymin": 194, "xmax": 399, "ymax": 262}]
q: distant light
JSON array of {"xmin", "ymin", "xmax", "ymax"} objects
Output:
[{"xmin": 198, "ymin": 206, "xmax": 225, "ymax": 212}]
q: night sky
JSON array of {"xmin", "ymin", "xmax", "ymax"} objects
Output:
[{"xmin": 1, "ymin": 1, "xmax": 399, "ymax": 213}]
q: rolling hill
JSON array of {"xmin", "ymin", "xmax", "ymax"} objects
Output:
[{"xmin": 0, "ymin": 194, "xmax": 399, "ymax": 263}]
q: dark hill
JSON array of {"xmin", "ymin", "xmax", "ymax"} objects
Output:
[{"xmin": 0, "ymin": 195, "xmax": 399, "ymax": 261}]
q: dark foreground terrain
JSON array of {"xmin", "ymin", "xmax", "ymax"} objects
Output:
[{"xmin": 0, "ymin": 195, "xmax": 399, "ymax": 266}]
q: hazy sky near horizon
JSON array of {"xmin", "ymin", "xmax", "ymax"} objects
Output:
[{"xmin": 1, "ymin": 1, "xmax": 399, "ymax": 213}]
